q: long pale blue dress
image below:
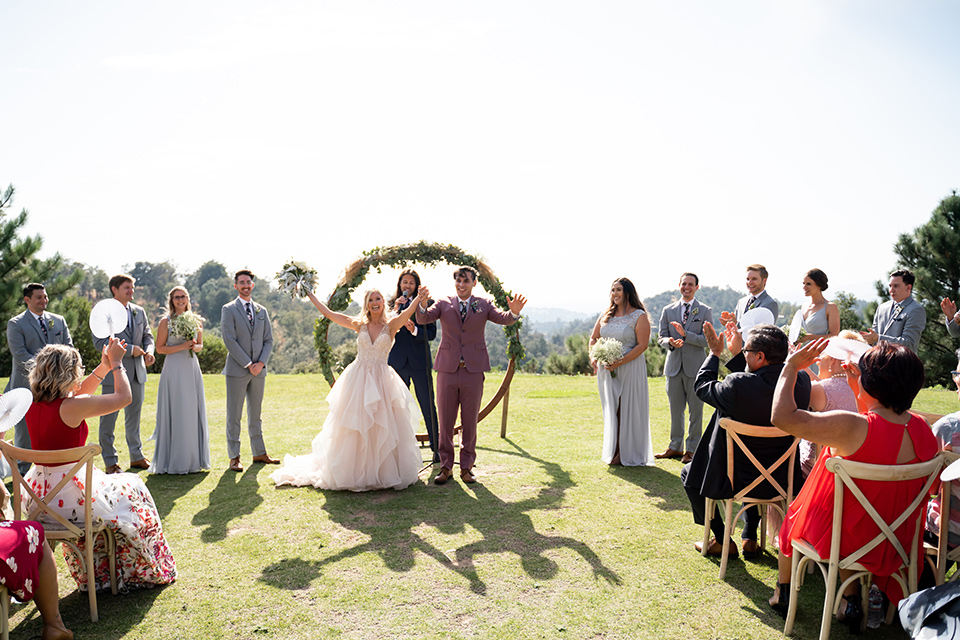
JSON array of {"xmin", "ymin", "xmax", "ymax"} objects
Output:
[
  {"xmin": 801, "ymin": 305, "xmax": 829, "ymax": 336},
  {"xmin": 150, "ymin": 332, "xmax": 211, "ymax": 474},
  {"xmin": 597, "ymin": 309, "xmax": 654, "ymax": 466}
]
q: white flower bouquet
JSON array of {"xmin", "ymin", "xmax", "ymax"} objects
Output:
[
  {"xmin": 590, "ymin": 337, "xmax": 624, "ymax": 378},
  {"xmin": 169, "ymin": 311, "xmax": 205, "ymax": 358},
  {"xmin": 276, "ymin": 260, "xmax": 319, "ymax": 299}
]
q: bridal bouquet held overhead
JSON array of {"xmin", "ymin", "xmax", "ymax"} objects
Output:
[{"xmin": 276, "ymin": 261, "xmax": 319, "ymax": 298}]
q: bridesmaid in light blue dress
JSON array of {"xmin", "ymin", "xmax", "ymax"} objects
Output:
[
  {"xmin": 799, "ymin": 268, "xmax": 840, "ymax": 342},
  {"xmin": 590, "ymin": 277, "xmax": 654, "ymax": 467},
  {"xmin": 151, "ymin": 286, "xmax": 210, "ymax": 474}
]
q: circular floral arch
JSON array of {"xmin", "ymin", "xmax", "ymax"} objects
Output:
[{"xmin": 313, "ymin": 241, "xmax": 524, "ymax": 436}]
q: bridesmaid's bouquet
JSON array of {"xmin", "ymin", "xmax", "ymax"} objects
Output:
[
  {"xmin": 169, "ymin": 311, "xmax": 205, "ymax": 358},
  {"xmin": 276, "ymin": 260, "xmax": 319, "ymax": 299},
  {"xmin": 590, "ymin": 337, "xmax": 624, "ymax": 378}
]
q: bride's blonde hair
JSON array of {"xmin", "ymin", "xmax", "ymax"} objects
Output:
[{"xmin": 358, "ymin": 289, "xmax": 393, "ymax": 325}]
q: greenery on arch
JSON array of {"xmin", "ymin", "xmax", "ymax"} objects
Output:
[{"xmin": 313, "ymin": 241, "xmax": 525, "ymax": 386}]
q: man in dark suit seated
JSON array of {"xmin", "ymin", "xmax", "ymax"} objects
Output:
[{"xmin": 680, "ymin": 322, "xmax": 810, "ymax": 558}]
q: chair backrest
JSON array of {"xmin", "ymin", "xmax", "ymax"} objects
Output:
[
  {"xmin": 0, "ymin": 440, "xmax": 101, "ymax": 538},
  {"xmin": 913, "ymin": 411, "xmax": 944, "ymax": 427},
  {"xmin": 826, "ymin": 453, "xmax": 944, "ymax": 591},
  {"xmin": 935, "ymin": 450, "xmax": 960, "ymax": 582},
  {"xmin": 719, "ymin": 417, "xmax": 799, "ymax": 503}
]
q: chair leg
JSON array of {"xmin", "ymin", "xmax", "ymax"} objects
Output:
[
  {"xmin": 819, "ymin": 563, "xmax": 839, "ymax": 640},
  {"xmin": 784, "ymin": 550, "xmax": 801, "ymax": 635},
  {"xmin": 0, "ymin": 584, "xmax": 8, "ymax": 640},
  {"xmin": 759, "ymin": 504, "xmax": 767, "ymax": 551},
  {"xmin": 107, "ymin": 529, "xmax": 118, "ymax": 595},
  {"xmin": 86, "ymin": 536, "xmax": 99, "ymax": 622},
  {"xmin": 702, "ymin": 499, "xmax": 716, "ymax": 557},
  {"xmin": 719, "ymin": 499, "xmax": 735, "ymax": 579}
]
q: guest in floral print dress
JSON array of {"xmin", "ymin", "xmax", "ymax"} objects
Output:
[{"xmin": 23, "ymin": 340, "xmax": 176, "ymax": 591}]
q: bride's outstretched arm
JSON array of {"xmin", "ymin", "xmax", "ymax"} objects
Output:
[
  {"xmin": 388, "ymin": 288, "xmax": 428, "ymax": 336},
  {"xmin": 305, "ymin": 289, "xmax": 358, "ymax": 331}
]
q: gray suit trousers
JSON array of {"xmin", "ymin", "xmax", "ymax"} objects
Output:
[
  {"xmin": 225, "ymin": 371, "xmax": 267, "ymax": 459},
  {"xmin": 99, "ymin": 372, "xmax": 146, "ymax": 466},
  {"xmin": 665, "ymin": 372, "xmax": 703, "ymax": 452}
]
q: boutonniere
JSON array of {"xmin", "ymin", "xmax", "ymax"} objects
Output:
[
  {"xmin": 892, "ymin": 303, "xmax": 904, "ymax": 321},
  {"xmin": 131, "ymin": 308, "xmax": 138, "ymax": 318},
  {"xmin": 46, "ymin": 317, "xmax": 55, "ymax": 330},
  {"xmin": 691, "ymin": 307, "xmax": 699, "ymax": 317},
  {"xmin": 470, "ymin": 300, "xmax": 480, "ymax": 314}
]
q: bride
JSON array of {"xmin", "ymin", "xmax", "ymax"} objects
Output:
[{"xmin": 270, "ymin": 286, "xmax": 428, "ymax": 491}]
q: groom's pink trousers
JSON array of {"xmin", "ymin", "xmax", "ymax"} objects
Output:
[{"xmin": 436, "ymin": 368, "xmax": 484, "ymax": 470}]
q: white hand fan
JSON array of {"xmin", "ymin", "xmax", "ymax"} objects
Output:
[{"xmin": 89, "ymin": 299, "xmax": 129, "ymax": 339}]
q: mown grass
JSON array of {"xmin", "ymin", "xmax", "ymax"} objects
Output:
[{"xmin": 6, "ymin": 372, "xmax": 949, "ymax": 639}]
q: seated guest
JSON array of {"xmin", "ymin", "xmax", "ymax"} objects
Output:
[
  {"xmin": 681, "ymin": 322, "xmax": 810, "ymax": 558},
  {"xmin": 800, "ymin": 330, "xmax": 863, "ymax": 477},
  {"xmin": 0, "ymin": 489, "xmax": 73, "ymax": 639},
  {"xmin": 769, "ymin": 341, "xmax": 938, "ymax": 629},
  {"xmin": 924, "ymin": 349, "xmax": 960, "ymax": 555},
  {"xmin": 24, "ymin": 341, "xmax": 177, "ymax": 591}
]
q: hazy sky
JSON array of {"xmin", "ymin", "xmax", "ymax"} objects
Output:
[{"xmin": 3, "ymin": 1, "xmax": 958, "ymax": 314}]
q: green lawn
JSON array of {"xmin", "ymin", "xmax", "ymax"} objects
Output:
[{"xmin": 5, "ymin": 372, "xmax": 953, "ymax": 639}]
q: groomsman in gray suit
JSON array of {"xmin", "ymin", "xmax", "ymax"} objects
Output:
[
  {"xmin": 221, "ymin": 269, "xmax": 278, "ymax": 472},
  {"xmin": 863, "ymin": 269, "xmax": 926, "ymax": 354},
  {"xmin": 656, "ymin": 273, "xmax": 712, "ymax": 464},
  {"xmin": 720, "ymin": 264, "xmax": 779, "ymax": 329},
  {"xmin": 95, "ymin": 274, "xmax": 155, "ymax": 473},
  {"xmin": 6, "ymin": 283, "xmax": 73, "ymax": 473}
]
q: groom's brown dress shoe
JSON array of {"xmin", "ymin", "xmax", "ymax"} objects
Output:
[
  {"xmin": 129, "ymin": 458, "xmax": 151, "ymax": 470},
  {"xmin": 229, "ymin": 457, "xmax": 243, "ymax": 472},
  {"xmin": 680, "ymin": 451, "xmax": 694, "ymax": 464},
  {"xmin": 434, "ymin": 467, "xmax": 453, "ymax": 485},
  {"xmin": 252, "ymin": 454, "xmax": 280, "ymax": 464},
  {"xmin": 460, "ymin": 468, "xmax": 477, "ymax": 484},
  {"xmin": 105, "ymin": 464, "xmax": 122, "ymax": 475},
  {"xmin": 654, "ymin": 448, "xmax": 684, "ymax": 460}
]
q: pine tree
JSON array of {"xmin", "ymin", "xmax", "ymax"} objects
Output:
[{"xmin": 0, "ymin": 184, "xmax": 81, "ymax": 376}]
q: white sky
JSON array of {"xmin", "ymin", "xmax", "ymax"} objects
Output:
[{"xmin": 2, "ymin": 1, "xmax": 958, "ymax": 314}]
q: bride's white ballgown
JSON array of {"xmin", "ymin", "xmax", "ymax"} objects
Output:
[{"xmin": 270, "ymin": 328, "xmax": 423, "ymax": 491}]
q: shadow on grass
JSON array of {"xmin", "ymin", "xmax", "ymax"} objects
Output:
[
  {"xmin": 144, "ymin": 471, "xmax": 209, "ymax": 520},
  {"xmin": 192, "ymin": 468, "xmax": 262, "ymax": 542},
  {"xmin": 605, "ymin": 463, "xmax": 690, "ymax": 513},
  {"xmin": 11, "ymin": 581, "xmax": 168, "ymax": 640},
  {"xmin": 258, "ymin": 439, "xmax": 621, "ymax": 595}
]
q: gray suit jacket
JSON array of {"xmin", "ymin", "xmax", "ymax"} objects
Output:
[
  {"xmin": 658, "ymin": 299, "xmax": 712, "ymax": 378},
  {"xmin": 5, "ymin": 310, "xmax": 73, "ymax": 391},
  {"xmin": 735, "ymin": 290, "xmax": 779, "ymax": 324},
  {"xmin": 872, "ymin": 296, "xmax": 926, "ymax": 354},
  {"xmin": 93, "ymin": 302, "xmax": 154, "ymax": 385},
  {"xmin": 221, "ymin": 298, "xmax": 273, "ymax": 377},
  {"xmin": 946, "ymin": 316, "xmax": 960, "ymax": 338}
]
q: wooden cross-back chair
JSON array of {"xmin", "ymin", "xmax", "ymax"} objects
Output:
[
  {"xmin": 0, "ymin": 440, "xmax": 117, "ymax": 623},
  {"xmin": 703, "ymin": 418, "xmax": 800, "ymax": 579},
  {"xmin": 783, "ymin": 454, "xmax": 943, "ymax": 639},
  {"xmin": 925, "ymin": 449, "xmax": 960, "ymax": 584}
]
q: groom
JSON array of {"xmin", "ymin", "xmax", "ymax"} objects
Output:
[{"xmin": 417, "ymin": 266, "xmax": 526, "ymax": 485}]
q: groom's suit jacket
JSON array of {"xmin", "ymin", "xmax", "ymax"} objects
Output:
[
  {"xmin": 657, "ymin": 299, "xmax": 712, "ymax": 379},
  {"xmin": 221, "ymin": 298, "xmax": 273, "ymax": 377},
  {"xmin": 734, "ymin": 290, "xmax": 779, "ymax": 324},
  {"xmin": 872, "ymin": 296, "xmax": 926, "ymax": 354},
  {"xmin": 6, "ymin": 310, "xmax": 73, "ymax": 391},
  {"xmin": 417, "ymin": 296, "xmax": 515, "ymax": 374},
  {"xmin": 94, "ymin": 302, "xmax": 153, "ymax": 385}
]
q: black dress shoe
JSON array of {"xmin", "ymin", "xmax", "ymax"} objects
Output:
[
  {"xmin": 770, "ymin": 582, "xmax": 790, "ymax": 618},
  {"xmin": 840, "ymin": 595, "xmax": 863, "ymax": 634}
]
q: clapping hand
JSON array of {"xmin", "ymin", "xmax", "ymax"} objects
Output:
[
  {"xmin": 103, "ymin": 337, "xmax": 127, "ymax": 368},
  {"xmin": 723, "ymin": 321, "xmax": 742, "ymax": 355},
  {"xmin": 703, "ymin": 322, "xmax": 724, "ymax": 357},
  {"xmin": 670, "ymin": 321, "xmax": 687, "ymax": 338},
  {"xmin": 785, "ymin": 337, "xmax": 827, "ymax": 371},
  {"xmin": 942, "ymin": 298, "xmax": 959, "ymax": 322},
  {"xmin": 720, "ymin": 311, "xmax": 736, "ymax": 325}
]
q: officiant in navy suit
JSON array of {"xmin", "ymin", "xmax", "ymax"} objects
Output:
[{"xmin": 388, "ymin": 269, "xmax": 439, "ymax": 463}]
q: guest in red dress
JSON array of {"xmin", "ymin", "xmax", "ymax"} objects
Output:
[
  {"xmin": 768, "ymin": 341, "xmax": 938, "ymax": 629},
  {"xmin": 0, "ymin": 512, "xmax": 73, "ymax": 639}
]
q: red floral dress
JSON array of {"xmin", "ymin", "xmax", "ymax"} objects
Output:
[{"xmin": 0, "ymin": 521, "xmax": 45, "ymax": 601}]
